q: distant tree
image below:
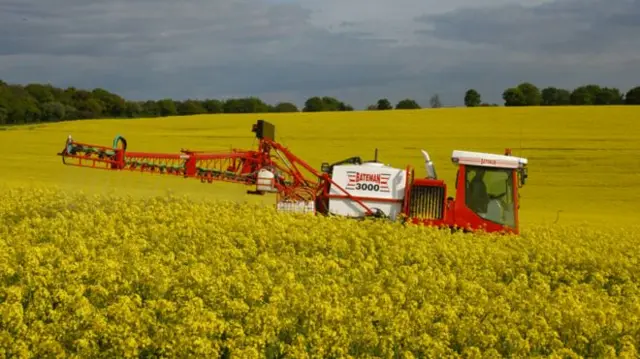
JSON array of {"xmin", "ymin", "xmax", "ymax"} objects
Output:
[
  {"xmin": 17, "ymin": 94, "xmax": 42, "ymax": 124},
  {"xmin": 376, "ymin": 98, "xmax": 393, "ymax": 110},
  {"xmin": 41, "ymin": 102, "xmax": 66, "ymax": 122},
  {"xmin": 302, "ymin": 96, "xmax": 352, "ymax": 112},
  {"xmin": 64, "ymin": 105, "xmax": 79, "ymax": 120},
  {"xmin": 541, "ymin": 87, "xmax": 558, "ymax": 105},
  {"xmin": 92, "ymin": 88, "xmax": 126, "ymax": 117},
  {"xmin": 321, "ymin": 96, "xmax": 341, "ymax": 111},
  {"xmin": 516, "ymin": 82, "xmax": 542, "ymax": 105},
  {"xmin": 201, "ymin": 99, "xmax": 224, "ymax": 113},
  {"xmin": 245, "ymin": 97, "xmax": 271, "ymax": 113},
  {"xmin": 3, "ymin": 85, "xmax": 42, "ymax": 124},
  {"xmin": 556, "ymin": 89, "xmax": 571, "ymax": 105},
  {"xmin": 625, "ymin": 86, "xmax": 640, "ymax": 104},
  {"xmin": 395, "ymin": 98, "xmax": 421, "ymax": 109},
  {"xmin": 124, "ymin": 101, "xmax": 142, "ymax": 118},
  {"xmin": 303, "ymin": 97, "xmax": 324, "ymax": 112},
  {"xmin": 541, "ymin": 87, "xmax": 571, "ymax": 106},
  {"xmin": 141, "ymin": 100, "xmax": 160, "ymax": 117},
  {"xmin": 223, "ymin": 97, "xmax": 270, "ymax": 113},
  {"xmin": 0, "ymin": 107, "xmax": 7, "ymax": 125},
  {"xmin": 177, "ymin": 100, "xmax": 207, "ymax": 115},
  {"xmin": 157, "ymin": 99, "xmax": 177, "ymax": 117},
  {"xmin": 464, "ymin": 89, "xmax": 481, "ymax": 107},
  {"xmin": 429, "ymin": 94, "xmax": 442, "ymax": 108},
  {"xmin": 25, "ymin": 83, "xmax": 55, "ymax": 104},
  {"xmin": 322, "ymin": 96, "xmax": 352, "ymax": 111},
  {"xmin": 502, "ymin": 88, "xmax": 526, "ymax": 106},
  {"xmin": 570, "ymin": 85, "xmax": 601, "ymax": 105},
  {"xmin": 69, "ymin": 89, "xmax": 104, "ymax": 119},
  {"xmin": 272, "ymin": 102, "xmax": 299, "ymax": 112},
  {"xmin": 366, "ymin": 104, "xmax": 378, "ymax": 110},
  {"xmin": 595, "ymin": 87, "xmax": 624, "ymax": 105}
]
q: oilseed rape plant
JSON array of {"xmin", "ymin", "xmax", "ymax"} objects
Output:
[
  {"xmin": 2, "ymin": 187, "xmax": 640, "ymax": 358},
  {"xmin": 1, "ymin": 106, "xmax": 640, "ymax": 357}
]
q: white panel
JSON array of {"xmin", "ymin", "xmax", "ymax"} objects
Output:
[
  {"xmin": 277, "ymin": 200, "xmax": 315, "ymax": 214},
  {"xmin": 328, "ymin": 162, "xmax": 406, "ymax": 220},
  {"xmin": 452, "ymin": 150, "xmax": 527, "ymax": 169},
  {"xmin": 256, "ymin": 169, "xmax": 277, "ymax": 192}
]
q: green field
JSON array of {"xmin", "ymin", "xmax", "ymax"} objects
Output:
[{"xmin": 1, "ymin": 106, "xmax": 639, "ymax": 227}]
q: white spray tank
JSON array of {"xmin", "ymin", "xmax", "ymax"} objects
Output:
[{"xmin": 256, "ymin": 168, "xmax": 278, "ymax": 192}]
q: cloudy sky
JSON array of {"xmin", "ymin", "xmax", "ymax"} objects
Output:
[{"xmin": 1, "ymin": 0, "xmax": 639, "ymax": 108}]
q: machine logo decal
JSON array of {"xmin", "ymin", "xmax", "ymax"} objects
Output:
[
  {"xmin": 346, "ymin": 171, "xmax": 390, "ymax": 192},
  {"xmin": 481, "ymin": 158, "xmax": 497, "ymax": 165}
]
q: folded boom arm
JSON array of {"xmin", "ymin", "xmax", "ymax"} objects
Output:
[{"xmin": 57, "ymin": 120, "xmax": 377, "ymax": 215}]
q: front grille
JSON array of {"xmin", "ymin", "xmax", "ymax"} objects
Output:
[{"xmin": 409, "ymin": 185, "xmax": 445, "ymax": 219}]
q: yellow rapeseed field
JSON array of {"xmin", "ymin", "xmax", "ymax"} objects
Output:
[
  {"xmin": 1, "ymin": 188, "xmax": 639, "ymax": 358},
  {"xmin": 1, "ymin": 106, "xmax": 640, "ymax": 357},
  {"xmin": 1, "ymin": 105, "xmax": 639, "ymax": 226}
]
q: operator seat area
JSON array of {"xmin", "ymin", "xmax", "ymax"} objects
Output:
[
  {"xmin": 466, "ymin": 167, "xmax": 489, "ymax": 214},
  {"xmin": 465, "ymin": 165, "xmax": 516, "ymax": 228}
]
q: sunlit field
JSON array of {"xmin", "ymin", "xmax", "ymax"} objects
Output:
[
  {"xmin": 2, "ymin": 188, "xmax": 640, "ymax": 358},
  {"xmin": 2, "ymin": 106, "xmax": 640, "ymax": 357},
  {"xmin": 1, "ymin": 106, "xmax": 639, "ymax": 227}
]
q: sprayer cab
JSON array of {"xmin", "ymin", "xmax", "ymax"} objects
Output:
[
  {"xmin": 449, "ymin": 149, "xmax": 528, "ymax": 232},
  {"xmin": 403, "ymin": 147, "xmax": 529, "ymax": 234}
]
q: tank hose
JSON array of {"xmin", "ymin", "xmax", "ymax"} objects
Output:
[{"xmin": 112, "ymin": 135, "xmax": 127, "ymax": 151}]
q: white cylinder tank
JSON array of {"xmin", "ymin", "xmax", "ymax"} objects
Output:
[
  {"xmin": 256, "ymin": 168, "xmax": 277, "ymax": 192},
  {"xmin": 328, "ymin": 162, "xmax": 407, "ymax": 220}
]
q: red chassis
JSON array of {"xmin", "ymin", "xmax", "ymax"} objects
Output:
[{"xmin": 57, "ymin": 119, "xmax": 529, "ymax": 234}]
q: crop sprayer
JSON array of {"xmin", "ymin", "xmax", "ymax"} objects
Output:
[{"xmin": 57, "ymin": 120, "xmax": 529, "ymax": 234}]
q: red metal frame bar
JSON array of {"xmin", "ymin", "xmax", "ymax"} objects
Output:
[
  {"xmin": 263, "ymin": 139, "xmax": 377, "ymax": 215},
  {"xmin": 57, "ymin": 133, "xmax": 380, "ymax": 217}
]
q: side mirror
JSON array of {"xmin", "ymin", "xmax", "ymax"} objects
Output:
[{"xmin": 518, "ymin": 167, "xmax": 528, "ymax": 187}]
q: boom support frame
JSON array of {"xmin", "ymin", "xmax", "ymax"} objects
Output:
[{"xmin": 57, "ymin": 120, "xmax": 378, "ymax": 217}]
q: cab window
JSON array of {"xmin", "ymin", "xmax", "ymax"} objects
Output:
[{"xmin": 465, "ymin": 165, "xmax": 515, "ymax": 227}]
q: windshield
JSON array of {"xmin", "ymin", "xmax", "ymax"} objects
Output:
[{"xmin": 464, "ymin": 165, "xmax": 515, "ymax": 228}]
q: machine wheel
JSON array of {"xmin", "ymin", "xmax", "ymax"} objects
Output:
[
  {"xmin": 364, "ymin": 208, "xmax": 388, "ymax": 220},
  {"xmin": 373, "ymin": 208, "xmax": 387, "ymax": 218}
]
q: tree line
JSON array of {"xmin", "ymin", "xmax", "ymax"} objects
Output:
[
  {"xmin": 1, "ymin": 78, "xmax": 638, "ymax": 125},
  {"xmin": 464, "ymin": 83, "xmax": 640, "ymax": 107}
]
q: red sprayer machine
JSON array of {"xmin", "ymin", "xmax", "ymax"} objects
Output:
[{"xmin": 57, "ymin": 120, "xmax": 529, "ymax": 234}]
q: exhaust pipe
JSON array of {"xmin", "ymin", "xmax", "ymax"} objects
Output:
[{"xmin": 421, "ymin": 150, "xmax": 437, "ymax": 179}]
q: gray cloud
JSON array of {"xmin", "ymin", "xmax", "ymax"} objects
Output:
[
  {"xmin": 418, "ymin": 0, "xmax": 640, "ymax": 56},
  {"xmin": 1, "ymin": 0, "xmax": 639, "ymax": 108}
]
